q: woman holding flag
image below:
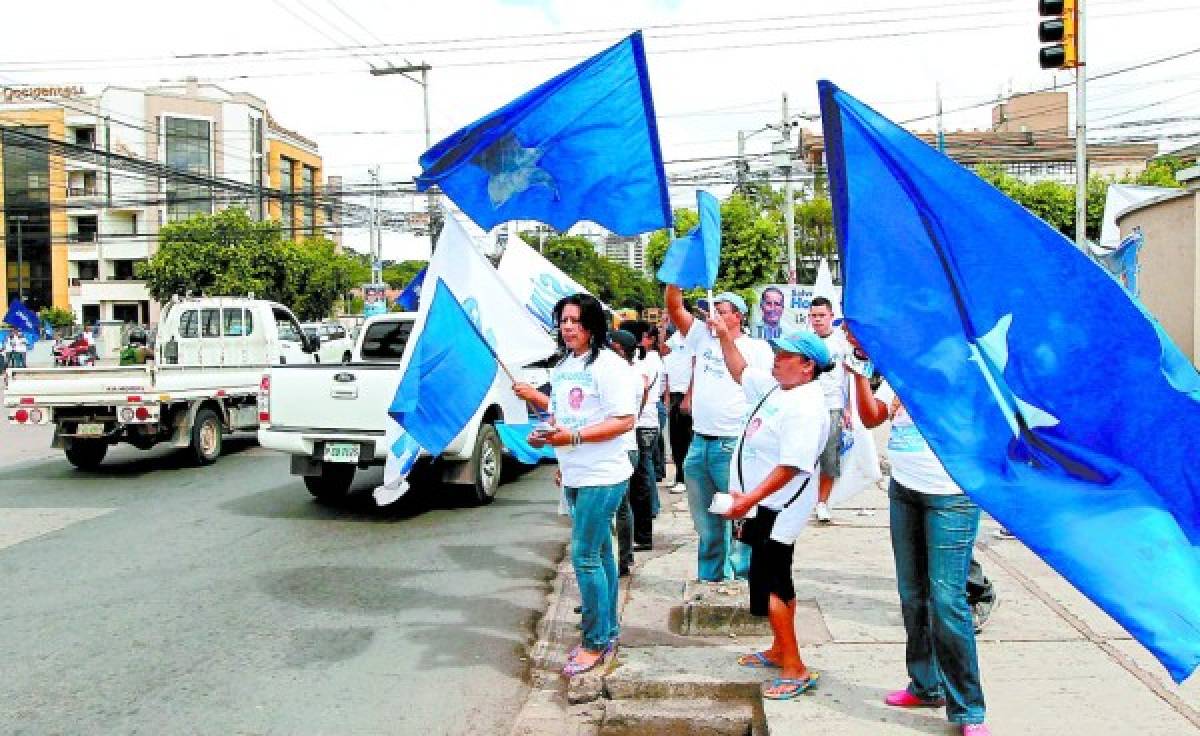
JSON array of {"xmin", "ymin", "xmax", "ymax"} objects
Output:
[{"xmin": 515, "ymin": 294, "xmax": 638, "ymax": 677}]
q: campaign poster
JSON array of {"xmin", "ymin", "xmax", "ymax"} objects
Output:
[
  {"xmin": 362, "ymin": 283, "xmax": 389, "ymax": 318},
  {"xmin": 750, "ymin": 283, "xmax": 842, "ymax": 339}
]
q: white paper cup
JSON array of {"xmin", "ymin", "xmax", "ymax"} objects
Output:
[{"xmin": 709, "ymin": 493, "xmax": 757, "ymax": 517}]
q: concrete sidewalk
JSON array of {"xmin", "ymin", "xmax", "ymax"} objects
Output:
[{"xmin": 511, "ymin": 470, "xmax": 1200, "ymax": 735}]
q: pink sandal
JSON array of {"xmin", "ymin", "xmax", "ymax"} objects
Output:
[{"xmin": 884, "ymin": 689, "xmax": 946, "ymax": 708}]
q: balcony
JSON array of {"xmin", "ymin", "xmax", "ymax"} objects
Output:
[
  {"xmin": 76, "ymin": 279, "xmax": 150, "ymax": 303},
  {"xmin": 67, "ymin": 231, "xmax": 97, "ymax": 243}
]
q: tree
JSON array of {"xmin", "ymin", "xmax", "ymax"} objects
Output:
[
  {"xmin": 646, "ymin": 193, "xmax": 783, "ymax": 292},
  {"xmin": 974, "ymin": 164, "xmax": 1108, "ymax": 241},
  {"xmin": 1131, "ymin": 156, "xmax": 1187, "ymax": 188},
  {"xmin": 139, "ymin": 208, "xmax": 360, "ymax": 320},
  {"xmin": 38, "ymin": 306, "xmax": 76, "ymax": 330},
  {"xmin": 382, "ymin": 260, "xmax": 428, "ymax": 289},
  {"xmin": 540, "ymin": 236, "xmax": 663, "ymax": 310}
]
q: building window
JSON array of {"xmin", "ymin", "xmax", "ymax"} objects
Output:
[
  {"xmin": 112, "ymin": 259, "xmax": 143, "ymax": 281},
  {"xmin": 280, "ymin": 157, "xmax": 294, "ymax": 238},
  {"xmin": 2, "ymin": 126, "xmax": 53, "ymax": 310},
  {"xmin": 164, "ymin": 117, "xmax": 213, "ymax": 222},
  {"xmin": 301, "ymin": 165, "xmax": 315, "ymax": 236},
  {"xmin": 71, "ymin": 215, "xmax": 99, "ymax": 243}
]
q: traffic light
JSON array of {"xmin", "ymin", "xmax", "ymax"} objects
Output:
[{"xmin": 1038, "ymin": 0, "xmax": 1078, "ymax": 69}]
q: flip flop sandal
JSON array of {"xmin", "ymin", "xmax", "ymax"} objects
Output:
[
  {"xmin": 738, "ymin": 652, "xmax": 781, "ymax": 669},
  {"xmin": 761, "ymin": 672, "xmax": 821, "ymax": 701},
  {"xmin": 562, "ymin": 652, "xmax": 606, "ymax": 677}
]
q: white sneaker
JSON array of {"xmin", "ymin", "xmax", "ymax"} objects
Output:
[
  {"xmin": 815, "ymin": 502, "xmax": 832, "ymax": 523},
  {"xmin": 670, "ymin": 482, "xmax": 686, "ymax": 494}
]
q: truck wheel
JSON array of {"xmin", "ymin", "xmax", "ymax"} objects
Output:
[
  {"xmin": 304, "ymin": 463, "xmax": 356, "ymax": 502},
  {"xmin": 469, "ymin": 424, "xmax": 503, "ymax": 506},
  {"xmin": 190, "ymin": 408, "xmax": 223, "ymax": 466},
  {"xmin": 64, "ymin": 439, "xmax": 107, "ymax": 470}
]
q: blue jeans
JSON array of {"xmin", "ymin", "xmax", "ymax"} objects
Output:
[
  {"xmin": 653, "ymin": 401, "xmax": 668, "ymax": 488},
  {"xmin": 683, "ymin": 434, "xmax": 739, "ymax": 582},
  {"xmin": 889, "ymin": 479, "xmax": 986, "ymax": 725},
  {"xmin": 564, "ymin": 480, "xmax": 629, "ymax": 650}
]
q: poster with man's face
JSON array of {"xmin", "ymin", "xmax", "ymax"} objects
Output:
[
  {"xmin": 750, "ymin": 284, "xmax": 843, "ymax": 339},
  {"xmin": 362, "ymin": 283, "xmax": 389, "ymax": 318}
]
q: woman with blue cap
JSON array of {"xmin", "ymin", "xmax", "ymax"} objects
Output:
[{"xmin": 708, "ymin": 314, "xmax": 831, "ymax": 701}]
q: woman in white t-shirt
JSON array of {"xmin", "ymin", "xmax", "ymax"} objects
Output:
[
  {"xmin": 513, "ymin": 294, "xmax": 637, "ymax": 678},
  {"xmin": 608, "ymin": 329, "xmax": 644, "ymax": 578},
  {"xmin": 846, "ymin": 331, "xmax": 989, "ymax": 736},
  {"xmin": 711, "ymin": 316, "xmax": 831, "ymax": 701}
]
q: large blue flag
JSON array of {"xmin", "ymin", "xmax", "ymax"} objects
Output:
[
  {"xmin": 819, "ymin": 80, "xmax": 1200, "ymax": 682},
  {"xmin": 389, "ymin": 279, "xmax": 497, "ymax": 455},
  {"xmin": 656, "ymin": 190, "xmax": 721, "ymax": 288},
  {"xmin": 395, "ymin": 266, "xmax": 427, "ymax": 311},
  {"xmin": 416, "ymin": 32, "xmax": 671, "ymax": 236},
  {"xmin": 4, "ymin": 300, "xmax": 41, "ymax": 345}
]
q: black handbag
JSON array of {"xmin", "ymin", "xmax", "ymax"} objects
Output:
[{"xmin": 731, "ymin": 386, "xmax": 812, "ymax": 547}]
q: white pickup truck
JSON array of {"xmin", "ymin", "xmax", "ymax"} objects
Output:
[
  {"xmin": 258, "ymin": 312, "xmax": 541, "ymax": 505},
  {"xmin": 3, "ymin": 297, "xmax": 317, "ymax": 469}
]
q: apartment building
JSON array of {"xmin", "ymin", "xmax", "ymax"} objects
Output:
[{"xmin": 1, "ymin": 80, "xmax": 326, "ymax": 324}]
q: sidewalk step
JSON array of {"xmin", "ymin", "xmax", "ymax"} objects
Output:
[
  {"xmin": 605, "ymin": 645, "xmax": 767, "ymax": 701},
  {"xmin": 672, "ymin": 582, "xmax": 832, "ymax": 643},
  {"xmin": 600, "ymin": 698, "xmax": 758, "ymax": 736}
]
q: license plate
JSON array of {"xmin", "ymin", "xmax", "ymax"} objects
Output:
[
  {"xmin": 323, "ymin": 443, "xmax": 360, "ymax": 464},
  {"xmin": 77, "ymin": 423, "xmax": 105, "ymax": 437}
]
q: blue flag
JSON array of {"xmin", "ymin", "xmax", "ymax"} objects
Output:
[
  {"xmin": 819, "ymin": 80, "xmax": 1200, "ymax": 683},
  {"xmin": 396, "ymin": 266, "xmax": 427, "ymax": 311},
  {"xmin": 1100, "ymin": 230, "xmax": 1145, "ymax": 297},
  {"xmin": 389, "ymin": 278, "xmax": 499, "ymax": 456},
  {"xmin": 3, "ymin": 300, "xmax": 41, "ymax": 345},
  {"xmin": 416, "ymin": 32, "xmax": 671, "ymax": 236},
  {"xmin": 494, "ymin": 422, "xmax": 556, "ymax": 465},
  {"xmin": 656, "ymin": 190, "xmax": 721, "ymax": 288}
]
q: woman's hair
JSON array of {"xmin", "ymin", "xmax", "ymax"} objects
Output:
[
  {"xmin": 618, "ymin": 319, "xmax": 649, "ymax": 360},
  {"xmin": 553, "ymin": 293, "xmax": 608, "ymax": 367},
  {"xmin": 645, "ymin": 324, "xmax": 660, "ymax": 350}
]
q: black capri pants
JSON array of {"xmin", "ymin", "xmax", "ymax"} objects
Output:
[{"xmin": 748, "ymin": 537, "xmax": 797, "ymax": 617}]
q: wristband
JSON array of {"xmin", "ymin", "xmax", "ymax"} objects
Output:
[{"xmin": 571, "ymin": 430, "xmax": 583, "ymax": 447}]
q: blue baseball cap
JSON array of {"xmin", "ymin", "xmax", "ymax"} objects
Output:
[
  {"xmin": 713, "ymin": 291, "xmax": 748, "ymax": 315},
  {"xmin": 769, "ymin": 329, "xmax": 831, "ymax": 368}
]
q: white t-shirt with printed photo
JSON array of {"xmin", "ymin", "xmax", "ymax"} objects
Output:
[
  {"xmin": 876, "ymin": 381, "xmax": 962, "ymax": 496},
  {"xmin": 685, "ymin": 326, "xmax": 774, "ymax": 437},
  {"xmin": 550, "ymin": 349, "xmax": 638, "ymax": 488},
  {"xmin": 730, "ymin": 367, "xmax": 829, "ymax": 544},
  {"xmin": 636, "ymin": 351, "xmax": 663, "ymax": 429}
]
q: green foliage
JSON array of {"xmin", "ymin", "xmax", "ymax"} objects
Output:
[
  {"xmin": 38, "ymin": 306, "xmax": 76, "ymax": 329},
  {"xmin": 540, "ymin": 236, "xmax": 662, "ymax": 311},
  {"xmin": 973, "ymin": 164, "xmax": 1106, "ymax": 240},
  {"xmin": 1130, "ymin": 156, "xmax": 1187, "ymax": 188},
  {"xmin": 139, "ymin": 208, "xmax": 360, "ymax": 321},
  {"xmin": 646, "ymin": 194, "xmax": 783, "ymax": 291},
  {"xmin": 382, "ymin": 260, "xmax": 428, "ymax": 289}
]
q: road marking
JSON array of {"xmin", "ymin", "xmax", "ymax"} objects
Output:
[{"xmin": 0, "ymin": 508, "xmax": 115, "ymax": 551}]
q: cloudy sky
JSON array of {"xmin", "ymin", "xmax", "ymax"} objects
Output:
[{"xmin": 2, "ymin": 0, "xmax": 1197, "ymax": 260}]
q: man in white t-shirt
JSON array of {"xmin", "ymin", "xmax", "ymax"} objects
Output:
[
  {"xmin": 666, "ymin": 284, "xmax": 774, "ymax": 582},
  {"xmin": 808, "ymin": 296, "xmax": 851, "ymax": 523},
  {"xmin": 7, "ymin": 331, "xmax": 29, "ymax": 369},
  {"xmin": 661, "ymin": 325, "xmax": 693, "ymax": 494}
]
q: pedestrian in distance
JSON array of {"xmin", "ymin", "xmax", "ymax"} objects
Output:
[
  {"xmin": 709, "ymin": 316, "xmax": 830, "ymax": 701},
  {"xmin": 661, "ymin": 321, "xmax": 694, "ymax": 494},
  {"xmin": 846, "ymin": 329, "xmax": 990, "ymax": 735},
  {"xmin": 808, "ymin": 296, "xmax": 852, "ymax": 524},
  {"xmin": 513, "ymin": 293, "xmax": 638, "ymax": 677},
  {"xmin": 7, "ymin": 330, "xmax": 29, "ymax": 369},
  {"xmin": 607, "ymin": 328, "xmax": 642, "ymax": 577},
  {"xmin": 664, "ymin": 284, "xmax": 774, "ymax": 582}
]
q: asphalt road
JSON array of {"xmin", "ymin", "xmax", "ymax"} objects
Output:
[{"xmin": 0, "ymin": 428, "xmax": 568, "ymax": 735}]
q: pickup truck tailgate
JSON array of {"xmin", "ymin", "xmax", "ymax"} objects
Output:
[
  {"xmin": 4, "ymin": 366, "xmax": 155, "ymax": 404},
  {"xmin": 266, "ymin": 364, "xmax": 401, "ymax": 432}
]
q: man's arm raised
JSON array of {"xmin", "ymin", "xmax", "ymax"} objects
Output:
[{"xmin": 665, "ymin": 284, "xmax": 695, "ymax": 337}]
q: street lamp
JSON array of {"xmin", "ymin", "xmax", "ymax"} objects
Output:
[{"xmin": 8, "ymin": 214, "xmax": 30, "ymax": 302}]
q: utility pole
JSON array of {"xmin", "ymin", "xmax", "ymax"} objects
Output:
[
  {"xmin": 1074, "ymin": 2, "xmax": 1088, "ymax": 252},
  {"xmin": 736, "ymin": 130, "xmax": 746, "ymax": 192},
  {"xmin": 780, "ymin": 93, "xmax": 796, "ymax": 284},
  {"xmin": 370, "ymin": 63, "xmax": 436, "ymax": 251},
  {"xmin": 936, "ymin": 83, "xmax": 946, "ymax": 154},
  {"xmin": 368, "ymin": 166, "xmax": 381, "ymax": 286}
]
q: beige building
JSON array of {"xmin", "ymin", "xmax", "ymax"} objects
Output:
[
  {"xmin": 1, "ymin": 80, "xmax": 327, "ymax": 324},
  {"xmin": 1115, "ymin": 166, "xmax": 1200, "ymax": 365}
]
